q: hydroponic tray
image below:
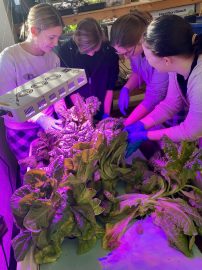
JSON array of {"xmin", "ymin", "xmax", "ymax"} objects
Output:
[{"xmin": 17, "ymin": 217, "xmax": 202, "ymax": 270}]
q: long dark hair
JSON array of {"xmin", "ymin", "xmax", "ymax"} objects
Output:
[{"xmin": 144, "ymin": 14, "xmax": 202, "ymax": 57}]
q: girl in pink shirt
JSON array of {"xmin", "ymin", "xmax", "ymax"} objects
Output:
[
  {"xmin": 125, "ymin": 15, "xmax": 202, "ymax": 157},
  {"xmin": 110, "ymin": 11, "xmax": 168, "ymax": 126}
]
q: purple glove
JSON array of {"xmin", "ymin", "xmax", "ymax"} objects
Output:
[
  {"xmin": 124, "ymin": 121, "xmax": 146, "ymax": 133},
  {"xmin": 102, "ymin": 113, "xmax": 110, "ymax": 120},
  {"xmin": 125, "ymin": 132, "xmax": 148, "ymax": 158},
  {"xmin": 118, "ymin": 86, "xmax": 129, "ymax": 116},
  {"xmin": 128, "ymin": 131, "xmax": 148, "ymax": 143},
  {"xmin": 125, "ymin": 121, "xmax": 148, "ymax": 144},
  {"xmin": 124, "ymin": 121, "xmax": 148, "ymax": 158},
  {"xmin": 36, "ymin": 115, "xmax": 63, "ymax": 131},
  {"xmin": 125, "ymin": 141, "xmax": 143, "ymax": 158}
]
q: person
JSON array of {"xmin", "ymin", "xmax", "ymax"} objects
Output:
[
  {"xmin": 110, "ymin": 10, "xmax": 169, "ymax": 126},
  {"xmin": 0, "ymin": 3, "xmax": 66, "ymax": 177},
  {"xmin": 125, "ymin": 14, "xmax": 202, "ymax": 157},
  {"xmin": 57, "ymin": 17, "xmax": 119, "ymax": 120}
]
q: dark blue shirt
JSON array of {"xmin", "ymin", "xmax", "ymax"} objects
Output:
[{"xmin": 57, "ymin": 39, "xmax": 119, "ymax": 117}]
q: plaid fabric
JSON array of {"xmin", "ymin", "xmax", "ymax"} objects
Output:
[
  {"xmin": 6, "ymin": 127, "xmax": 40, "ymax": 160},
  {"xmin": 6, "ymin": 127, "xmax": 41, "ymax": 180}
]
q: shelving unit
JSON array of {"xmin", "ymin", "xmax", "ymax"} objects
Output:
[
  {"xmin": 12, "ymin": 0, "xmax": 202, "ymax": 41},
  {"xmin": 61, "ymin": 0, "xmax": 202, "ymax": 25}
]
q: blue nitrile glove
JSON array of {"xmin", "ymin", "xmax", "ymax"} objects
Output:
[
  {"xmin": 125, "ymin": 141, "xmax": 143, "ymax": 158},
  {"xmin": 125, "ymin": 132, "xmax": 148, "ymax": 158},
  {"xmin": 128, "ymin": 131, "xmax": 148, "ymax": 144},
  {"xmin": 124, "ymin": 121, "xmax": 148, "ymax": 158},
  {"xmin": 36, "ymin": 115, "xmax": 63, "ymax": 131},
  {"xmin": 118, "ymin": 86, "xmax": 130, "ymax": 116},
  {"xmin": 124, "ymin": 120, "xmax": 146, "ymax": 134},
  {"xmin": 102, "ymin": 113, "xmax": 110, "ymax": 120}
]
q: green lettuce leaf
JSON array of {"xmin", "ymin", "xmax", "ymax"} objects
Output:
[
  {"xmin": 10, "ymin": 185, "xmax": 36, "ymax": 228},
  {"xmin": 153, "ymin": 198, "xmax": 199, "ymax": 257},
  {"xmin": 34, "ymin": 243, "xmax": 62, "ymax": 264},
  {"xmin": 77, "ymin": 236, "xmax": 97, "ymax": 254},
  {"xmin": 12, "ymin": 230, "xmax": 32, "ymax": 261},
  {"xmin": 23, "ymin": 200, "xmax": 52, "ymax": 233}
]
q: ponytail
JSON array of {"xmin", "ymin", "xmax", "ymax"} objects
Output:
[
  {"xmin": 193, "ymin": 33, "xmax": 202, "ymax": 56},
  {"xmin": 20, "ymin": 21, "xmax": 28, "ymax": 41}
]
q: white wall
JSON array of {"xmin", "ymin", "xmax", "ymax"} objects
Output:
[{"xmin": 0, "ymin": 0, "xmax": 15, "ymax": 52}]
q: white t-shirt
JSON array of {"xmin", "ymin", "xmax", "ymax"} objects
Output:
[{"xmin": 0, "ymin": 43, "xmax": 60, "ymax": 129}]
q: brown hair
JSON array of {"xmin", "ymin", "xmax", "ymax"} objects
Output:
[
  {"xmin": 110, "ymin": 10, "xmax": 152, "ymax": 48},
  {"xmin": 73, "ymin": 18, "xmax": 105, "ymax": 53},
  {"xmin": 20, "ymin": 3, "xmax": 63, "ymax": 40}
]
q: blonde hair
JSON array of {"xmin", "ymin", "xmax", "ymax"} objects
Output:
[
  {"xmin": 20, "ymin": 3, "xmax": 63, "ymax": 40},
  {"xmin": 73, "ymin": 18, "xmax": 105, "ymax": 53}
]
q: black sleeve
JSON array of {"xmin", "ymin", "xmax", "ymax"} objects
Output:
[
  {"xmin": 57, "ymin": 40, "xmax": 73, "ymax": 67},
  {"xmin": 106, "ymin": 47, "xmax": 119, "ymax": 91}
]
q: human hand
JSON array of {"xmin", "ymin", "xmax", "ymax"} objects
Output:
[
  {"xmin": 118, "ymin": 86, "xmax": 130, "ymax": 116},
  {"xmin": 124, "ymin": 121, "xmax": 148, "ymax": 158},
  {"xmin": 125, "ymin": 132, "xmax": 148, "ymax": 158},
  {"xmin": 36, "ymin": 115, "xmax": 63, "ymax": 131},
  {"xmin": 127, "ymin": 131, "xmax": 148, "ymax": 143},
  {"xmin": 124, "ymin": 120, "xmax": 146, "ymax": 133},
  {"xmin": 102, "ymin": 113, "xmax": 110, "ymax": 120},
  {"xmin": 125, "ymin": 141, "xmax": 143, "ymax": 158}
]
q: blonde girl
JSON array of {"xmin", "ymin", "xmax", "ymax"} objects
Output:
[{"xmin": 0, "ymin": 3, "xmax": 66, "ymax": 178}]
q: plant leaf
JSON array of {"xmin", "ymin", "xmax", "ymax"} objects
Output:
[
  {"xmin": 23, "ymin": 200, "xmax": 52, "ymax": 233},
  {"xmin": 77, "ymin": 236, "xmax": 97, "ymax": 254},
  {"xmin": 12, "ymin": 230, "xmax": 32, "ymax": 261}
]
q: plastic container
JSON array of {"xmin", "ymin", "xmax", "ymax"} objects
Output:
[
  {"xmin": 184, "ymin": 14, "xmax": 196, "ymax": 23},
  {"xmin": 78, "ymin": 2, "xmax": 106, "ymax": 13},
  {"xmin": 106, "ymin": 0, "xmax": 124, "ymax": 7},
  {"xmin": 191, "ymin": 23, "xmax": 202, "ymax": 34},
  {"xmin": 196, "ymin": 16, "xmax": 202, "ymax": 23},
  {"xmin": 58, "ymin": 8, "xmax": 74, "ymax": 16}
]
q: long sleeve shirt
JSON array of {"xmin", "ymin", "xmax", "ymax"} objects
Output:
[
  {"xmin": 147, "ymin": 55, "xmax": 202, "ymax": 141},
  {"xmin": 130, "ymin": 53, "xmax": 168, "ymax": 112},
  {"xmin": 57, "ymin": 39, "xmax": 119, "ymax": 115}
]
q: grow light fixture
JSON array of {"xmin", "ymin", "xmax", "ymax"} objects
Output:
[{"xmin": 0, "ymin": 67, "xmax": 87, "ymax": 122}]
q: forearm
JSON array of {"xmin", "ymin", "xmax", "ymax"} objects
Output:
[
  {"xmin": 141, "ymin": 115, "xmax": 156, "ymax": 129},
  {"xmin": 147, "ymin": 129, "xmax": 167, "ymax": 141},
  {"xmin": 124, "ymin": 103, "xmax": 149, "ymax": 126},
  {"xmin": 146, "ymin": 115, "xmax": 202, "ymax": 142},
  {"xmin": 124, "ymin": 72, "xmax": 139, "ymax": 92},
  {"xmin": 147, "ymin": 126, "xmax": 188, "ymax": 142},
  {"xmin": 140, "ymin": 97, "xmax": 181, "ymax": 130},
  {"xmin": 104, "ymin": 90, "xmax": 113, "ymax": 115}
]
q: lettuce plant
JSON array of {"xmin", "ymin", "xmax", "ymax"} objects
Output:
[{"xmin": 103, "ymin": 137, "xmax": 202, "ymax": 257}]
